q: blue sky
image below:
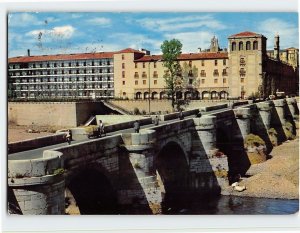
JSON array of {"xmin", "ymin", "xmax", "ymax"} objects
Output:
[{"xmin": 8, "ymin": 12, "xmax": 298, "ymax": 57}]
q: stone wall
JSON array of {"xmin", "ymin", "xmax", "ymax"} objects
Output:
[{"xmin": 8, "ymin": 101, "xmax": 108, "ymax": 127}]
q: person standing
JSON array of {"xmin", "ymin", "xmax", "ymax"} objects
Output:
[
  {"xmin": 66, "ymin": 129, "xmax": 72, "ymax": 145},
  {"xmin": 179, "ymin": 110, "xmax": 184, "ymax": 120},
  {"xmin": 133, "ymin": 120, "xmax": 140, "ymax": 133},
  {"xmin": 153, "ymin": 115, "xmax": 159, "ymax": 126},
  {"xmin": 98, "ymin": 120, "xmax": 105, "ymax": 137}
]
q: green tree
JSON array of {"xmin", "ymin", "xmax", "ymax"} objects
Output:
[{"xmin": 161, "ymin": 39, "xmax": 183, "ymax": 111}]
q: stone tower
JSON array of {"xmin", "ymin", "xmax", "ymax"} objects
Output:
[
  {"xmin": 227, "ymin": 31, "xmax": 267, "ymax": 98},
  {"xmin": 210, "ymin": 35, "xmax": 220, "ymax": 52}
]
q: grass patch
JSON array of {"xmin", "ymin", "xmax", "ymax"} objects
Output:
[{"xmin": 244, "ymin": 134, "xmax": 265, "ymax": 147}]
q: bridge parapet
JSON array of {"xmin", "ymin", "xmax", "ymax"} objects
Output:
[
  {"xmin": 233, "ymin": 108, "xmax": 251, "ymax": 139},
  {"xmin": 286, "ymin": 97, "xmax": 299, "ymax": 120},
  {"xmin": 8, "ymin": 150, "xmax": 65, "ymax": 215}
]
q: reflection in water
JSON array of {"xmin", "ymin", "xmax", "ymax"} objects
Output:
[{"xmin": 162, "ymin": 195, "xmax": 299, "ymax": 215}]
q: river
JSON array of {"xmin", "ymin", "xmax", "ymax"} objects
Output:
[{"xmin": 163, "ymin": 195, "xmax": 299, "ymax": 215}]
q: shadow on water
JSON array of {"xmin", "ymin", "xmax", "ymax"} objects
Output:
[{"xmin": 167, "ymin": 195, "xmax": 299, "ymax": 215}]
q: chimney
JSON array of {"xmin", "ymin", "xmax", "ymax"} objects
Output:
[
  {"xmin": 198, "ymin": 47, "xmax": 202, "ymax": 52},
  {"xmin": 140, "ymin": 48, "xmax": 150, "ymax": 55},
  {"xmin": 27, "ymin": 49, "xmax": 31, "ymax": 57}
]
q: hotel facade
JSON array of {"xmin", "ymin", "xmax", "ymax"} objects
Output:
[{"xmin": 8, "ymin": 31, "xmax": 298, "ymax": 100}]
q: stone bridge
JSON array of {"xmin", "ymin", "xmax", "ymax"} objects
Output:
[{"xmin": 8, "ymin": 98, "xmax": 299, "ymax": 215}]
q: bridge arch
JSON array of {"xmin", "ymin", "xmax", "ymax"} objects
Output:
[
  {"xmin": 66, "ymin": 165, "xmax": 117, "ymax": 215},
  {"xmin": 155, "ymin": 140, "xmax": 190, "ymax": 211}
]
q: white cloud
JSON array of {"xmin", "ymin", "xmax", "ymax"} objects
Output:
[
  {"xmin": 85, "ymin": 17, "xmax": 111, "ymax": 27},
  {"xmin": 164, "ymin": 31, "xmax": 214, "ymax": 53},
  {"xmin": 8, "ymin": 13, "xmax": 42, "ymax": 27},
  {"xmin": 258, "ymin": 18, "xmax": 298, "ymax": 49},
  {"xmin": 26, "ymin": 25, "xmax": 76, "ymax": 40},
  {"xmin": 70, "ymin": 13, "xmax": 83, "ymax": 19},
  {"xmin": 137, "ymin": 15, "xmax": 226, "ymax": 32}
]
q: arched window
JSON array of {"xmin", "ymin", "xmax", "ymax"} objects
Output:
[
  {"xmin": 246, "ymin": 41, "xmax": 251, "ymax": 50},
  {"xmin": 231, "ymin": 42, "xmax": 236, "ymax": 51},
  {"xmin": 253, "ymin": 41, "xmax": 258, "ymax": 50},
  {"xmin": 239, "ymin": 42, "xmax": 243, "ymax": 50}
]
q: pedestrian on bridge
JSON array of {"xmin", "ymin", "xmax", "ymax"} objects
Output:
[
  {"xmin": 98, "ymin": 120, "xmax": 105, "ymax": 137},
  {"xmin": 179, "ymin": 110, "xmax": 184, "ymax": 120},
  {"xmin": 66, "ymin": 129, "xmax": 72, "ymax": 145},
  {"xmin": 133, "ymin": 120, "xmax": 140, "ymax": 133},
  {"xmin": 153, "ymin": 115, "xmax": 159, "ymax": 126}
]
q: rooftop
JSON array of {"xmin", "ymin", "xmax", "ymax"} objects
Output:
[{"xmin": 228, "ymin": 31, "xmax": 264, "ymax": 38}]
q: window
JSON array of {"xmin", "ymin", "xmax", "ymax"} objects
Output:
[
  {"xmin": 142, "ymin": 72, "xmax": 147, "ymax": 78},
  {"xmin": 213, "ymin": 69, "xmax": 219, "ymax": 77},
  {"xmin": 201, "ymin": 79, "xmax": 205, "ymax": 84},
  {"xmin": 154, "ymin": 62, "xmax": 157, "ymax": 68},
  {"xmin": 153, "ymin": 71, "xmax": 158, "ymax": 78},
  {"xmin": 239, "ymin": 41, "xmax": 243, "ymax": 50},
  {"xmin": 122, "ymin": 81, "xmax": 125, "ymax": 85},
  {"xmin": 223, "ymin": 59, "xmax": 226, "ymax": 65},
  {"xmin": 232, "ymin": 42, "xmax": 236, "ymax": 51},
  {"xmin": 200, "ymin": 70, "xmax": 206, "ymax": 77},
  {"xmin": 122, "ymin": 71, "xmax": 125, "ymax": 78},
  {"xmin": 40, "ymin": 64, "xmax": 42, "ymax": 68},
  {"xmin": 154, "ymin": 80, "xmax": 157, "ymax": 85},
  {"xmin": 83, "ymin": 62, "xmax": 86, "ymax": 66},
  {"xmin": 241, "ymin": 78, "xmax": 245, "ymax": 83},
  {"xmin": 143, "ymin": 80, "xmax": 146, "ymax": 85},
  {"xmin": 69, "ymin": 62, "xmax": 71, "ymax": 67},
  {"xmin": 54, "ymin": 63, "xmax": 57, "ymax": 67},
  {"xmin": 240, "ymin": 68, "xmax": 246, "ymax": 76},
  {"xmin": 240, "ymin": 57, "xmax": 245, "ymax": 65},
  {"xmin": 214, "ymin": 60, "xmax": 218, "ymax": 66},
  {"xmin": 76, "ymin": 62, "xmax": 79, "ymax": 66},
  {"xmin": 135, "ymin": 80, "xmax": 138, "ymax": 85},
  {"xmin": 134, "ymin": 72, "xmax": 139, "ymax": 78},
  {"xmin": 122, "ymin": 63, "xmax": 125, "ymax": 69},
  {"xmin": 246, "ymin": 41, "xmax": 251, "ymax": 50},
  {"xmin": 253, "ymin": 41, "xmax": 258, "ymax": 50},
  {"xmin": 189, "ymin": 79, "xmax": 193, "ymax": 85},
  {"xmin": 92, "ymin": 61, "xmax": 94, "ymax": 66},
  {"xmin": 222, "ymin": 69, "xmax": 227, "ymax": 76},
  {"xmin": 122, "ymin": 54, "xmax": 125, "ymax": 60},
  {"xmin": 189, "ymin": 61, "xmax": 192, "ymax": 67},
  {"xmin": 201, "ymin": 60, "xmax": 205, "ymax": 66},
  {"xmin": 223, "ymin": 78, "xmax": 226, "ymax": 83},
  {"xmin": 143, "ymin": 63, "xmax": 145, "ymax": 68},
  {"xmin": 135, "ymin": 63, "xmax": 138, "ymax": 68}
]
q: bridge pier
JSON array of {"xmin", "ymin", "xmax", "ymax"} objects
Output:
[
  {"xmin": 191, "ymin": 116, "xmax": 228, "ymax": 195},
  {"xmin": 257, "ymin": 102, "xmax": 272, "ymax": 130},
  {"xmin": 121, "ymin": 130, "xmax": 162, "ymax": 214},
  {"xmin": 286, "ymin": 97, "xmax": 299, "ymax": 120},
  {"xmin": 8, "ymin": 151, "xmax": 65, "ymax": 215},
  {"xmin": 233, "ymin": 107, "xmax": 251, "ymax": 139}
]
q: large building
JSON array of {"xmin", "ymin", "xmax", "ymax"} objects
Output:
[{"xmin": 8, "ymin": 31, "xmax": 298, "ymax": 101}]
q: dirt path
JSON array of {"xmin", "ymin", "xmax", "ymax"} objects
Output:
[{"xmin": 223, "ymin": 137, "xmax": 299, "ymax": 199}]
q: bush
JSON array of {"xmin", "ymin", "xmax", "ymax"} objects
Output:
[
  {"xmin": 53, "ymin": 168, "xmax": 65, "ymax": 175},
  {"xmin": 284, "ymin": 122, "xmax": 296, "ymax": 140},
  {"xmin": 133, "ymin": 107, "xmax": 140, "ymax": 115},
  {"xmin": 141, "ymin": 110, "xmax": 147, "ymax": 115},
  {"xmin": 133, "ymin": 162, "xmax": 142, "ymax": 169},
  {"xmin": 244, "ymin": 134, "xmax": 265, "ymax": 147},
  {"xmin": 268, "ymin": 128, "xmax": 278, "ymax": 136}
]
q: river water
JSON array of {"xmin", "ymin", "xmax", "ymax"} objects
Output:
[{"xmin": 163, "ymin": 195, "xmax": 299, "ymax": 215}]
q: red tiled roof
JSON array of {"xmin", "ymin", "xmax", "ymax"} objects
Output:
[
  {"xmin": 116, "ymin": 48, "xmax": 145, "ymax": 54},
  {"xmin": 228, "ymin": 31, "xmax": 262, "ymax": 38},
  {"xmin": 135, "ymin": 52, "xmax": 228, "ymax": 62},
  {"xmin": 8, "ymin": 52, "xmax": 116, "ymax": 63}
]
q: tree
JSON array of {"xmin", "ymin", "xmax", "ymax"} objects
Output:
[{"xmin": 161, "ymin": 39, "xmax": 183, "ymax": 111}]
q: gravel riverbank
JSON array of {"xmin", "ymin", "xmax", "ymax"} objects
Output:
[{"xmin": 222, "ymin": 136, "xmax": 299, "ymax": 199}]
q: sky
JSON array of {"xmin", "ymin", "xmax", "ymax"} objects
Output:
[{"xmin": 8, "ymin": 12, "xmax": 298, "ymax": 58}]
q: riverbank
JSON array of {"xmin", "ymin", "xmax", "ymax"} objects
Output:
[{"xmin": 222, "ymin": 136, "xmax": 299, "ymax": 199}]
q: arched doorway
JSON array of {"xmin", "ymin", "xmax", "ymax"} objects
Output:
[
  {"xmin": 220, "ymin": 91, "xmax": 228, "ymax": 99},
  {"xmin": 194, "ymin": 91, "xmax": 200, "ymax": 100},
  {"xmin": 211, "ymin": 91, "xmax": 219, "ymax": 99},
  {"xmin": 155, "ymin": 141, "xmax": 189, "ymax": 212},
  {"xmin": 135, "ymin": 92, "xmax": 142, "ymax": 99},
  {"xmin": 152, "ymin": 91, "xmax": 158, "ymax": 99},
  {"xmin": 202, "ymin": 91, "xmax": 209, "ymax": 99},
  {"xmin": 67, "ymin": 169, "xmax": 117, "ymax": 214}
]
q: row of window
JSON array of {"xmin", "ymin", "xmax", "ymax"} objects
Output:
[
  {"xmin": 10, "ymin": 68, "xmax": 112, "ymax": 76},
  {"xmin": 232, "ymin": 41, "xmax": 258, "ymax": 51},
  {"xmin": 122, "ymin": 80, "xmax": 158, "ymax": 86},
  {"xmin": 9, "ymin": 60, "xmax": 113, "ymax": 69},
  {"xmin": 15, "ymin": 76, "xmax": 112, "ymax": 83},
  {"xmin": 16, "ymin": 84, "xmax": 113, "ymax": 90},
  {"xmin": 17, "ymin": 92, "xmax": 114, "ymax": 97}
]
